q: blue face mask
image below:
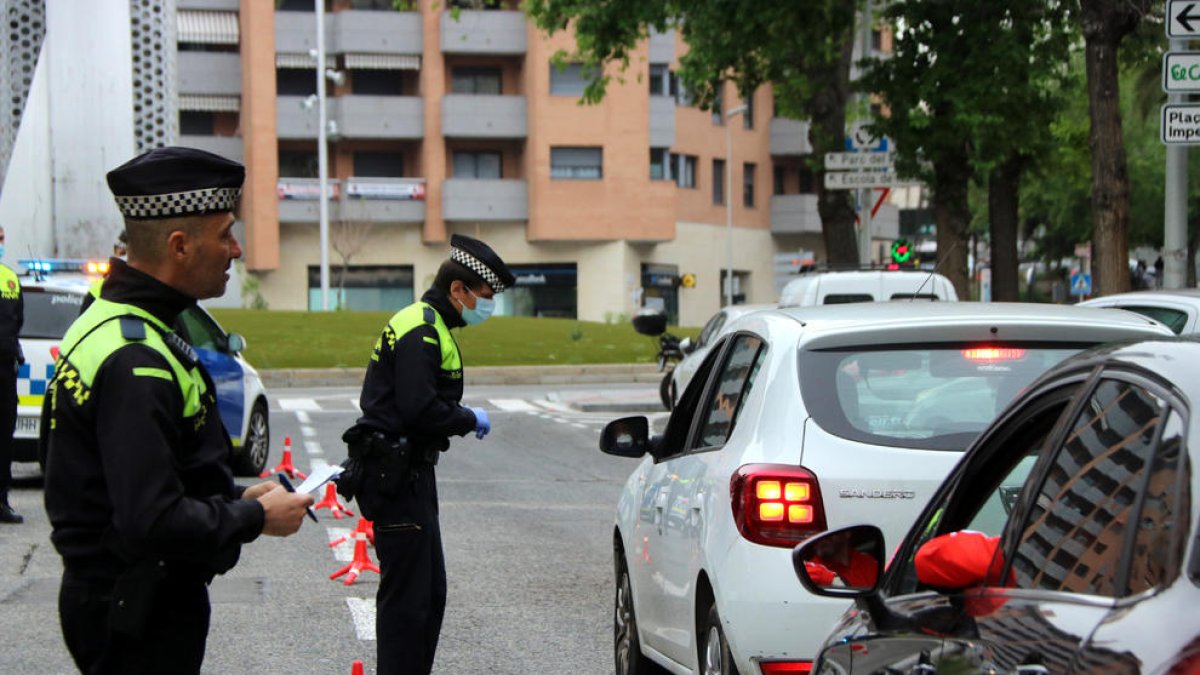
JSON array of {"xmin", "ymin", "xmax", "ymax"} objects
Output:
[
  {"xmin": 0, "ymin": 245, "xmax": 6, "ymax": 259},
  {"xmin": 462, "ymin": 287, "xmax": 495, "ymax": 326}
]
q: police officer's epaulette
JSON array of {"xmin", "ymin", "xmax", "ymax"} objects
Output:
[
  {"xmin": 163, "ymin": 331, "xmax": 199, "ymax": 367},
  {"xmin": 119, "ymin": 316, "xmax": 147, "ymax": 340},
  {"xmin": 422, "ymin": 306, "xmax": 435, "ymax": 324}
]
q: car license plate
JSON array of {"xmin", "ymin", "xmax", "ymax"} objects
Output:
[{"xmin": 14, "ymin": 416, "xmax": 39, "ymax": 435}]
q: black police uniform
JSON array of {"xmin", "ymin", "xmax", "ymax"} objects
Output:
[{"xmin": 0, "ymin": 261, "xmax": 21, "ymax": 522}]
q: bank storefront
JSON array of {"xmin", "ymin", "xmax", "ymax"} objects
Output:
[{"xmin": 496, "ymin": 263, "xmax": 578, "ymax": 318}]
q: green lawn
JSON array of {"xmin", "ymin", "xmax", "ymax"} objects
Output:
[{"xmin": 208, "ymin": 309, "xmax": 699, "ymax": 369}]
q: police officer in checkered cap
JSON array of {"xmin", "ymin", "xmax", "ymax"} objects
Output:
[
  {"xmin": 348, "ymin": 233, "xmax": 514, "ymax": 674},
  {"xmin": 43, "ymin": 146, "xmax": 313, "ymax": 674}
]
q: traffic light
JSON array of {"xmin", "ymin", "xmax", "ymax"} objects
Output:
[{"xmin": 891, "ymin": 239, "xmax": 913, "ymax": 264}]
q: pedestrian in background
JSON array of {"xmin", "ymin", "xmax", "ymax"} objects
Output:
[
  {"xmin": 43, "ymin": 147, "xmax": 314, "ymax": 674},
  {"xmin": 343, "ymin": 233, "xmax": 514, "ymax": 674},
  {"xmin": 0, "ymin": 225, "xmax": 22, "ymax": 524}
]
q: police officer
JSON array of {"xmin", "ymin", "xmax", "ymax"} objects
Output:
[
  {"xmin": 0, "ymin": 225, "xmax": 22, "ymax": 524},
  {"xmin": 43, "ymin": 147, "xmax": 314, "ymax": 674},
  {"xmin": 349, "ymin": 234, "xmax": 513, "ymax": 674}
]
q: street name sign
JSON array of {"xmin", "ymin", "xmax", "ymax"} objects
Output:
[
  {"xmin": 824, "ymin": 152, "xmax": 894, "ymax": 170},
  {"xmin": 1167, "ymin": 0, "xmax": 1200, "ymax": 38},
  {"xmin": 1161, "ymin": 103, "xmax": 1200, "ymax": 145},
  {"xmin": 824, "ymin": 170, "xmax": 900, "ymax": 190},
  {"xmin": 1163, "ymin": 52, "xmax": 1200, "ymax": 92}
]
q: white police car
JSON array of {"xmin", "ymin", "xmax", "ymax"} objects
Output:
[{"xmin": 13, "ymin": 260, "xmax": 271, "ymax": 476}]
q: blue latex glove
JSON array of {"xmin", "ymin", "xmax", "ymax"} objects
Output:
[{"xmin": 470, "ymin": 406, "xmax": 491, "ymax": 439}]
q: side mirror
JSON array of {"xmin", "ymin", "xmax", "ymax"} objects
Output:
[
  {"xmin": 679, "ymin": 336, "xmax": 694, "ymax": 355},
  {"xmin": 226, "ymin": 333, "xmax": 247, "ymax": 354},
  {"xmin": 599, "ymin": 416, "xmax": 650, "ymax": 458},
  {"xmin": 792, "ymin": 525, "xmax": 885, "ymax": 598}
]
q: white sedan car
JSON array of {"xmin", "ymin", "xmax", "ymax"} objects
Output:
[
  {"xmin": 668, "ymin": 304, "xmax": 774, "ymax": 409},
  {"xmin": 1079, "ymin": 288, "xmax": 1200, "ymax": 334},
  {"xmin": 598, "ymin": 302, "xmax": 1172, "ymax": 675}
]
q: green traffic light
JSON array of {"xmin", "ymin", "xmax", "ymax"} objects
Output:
[{"xmin": 891, "ymin": 239, "xmax": 913, "ymax": 264}]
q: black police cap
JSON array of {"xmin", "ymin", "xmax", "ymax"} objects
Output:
[
  {"xmin": 449, "ymin": 234, "xmax": 515, "ymax": 293},
  {"xmin": 107, "ymin": 146, "xmax": 245, "ymax": 220}
]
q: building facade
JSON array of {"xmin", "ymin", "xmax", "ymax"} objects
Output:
[{"xmin": 1, "ymin": 0, "xmax": 900, "ymax": 326}]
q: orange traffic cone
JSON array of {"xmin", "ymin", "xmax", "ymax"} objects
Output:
[
  {"xmin": 350, "ymin": 660, "xmax": 365, "ymax": 675},
  {"xmin": 330, "ymin": 531, "xmax": 379, "ymax": 586},
  {"xmin": 313, "ymin": 482, "xmax": 355, "ymax": 519},
  {"xmin": 260, "ymin": 435, "xmax": 308, "ymax": 480},
  {"xmin": 328, "ymin": 516, "xmax": 374, "ymax": 548}
]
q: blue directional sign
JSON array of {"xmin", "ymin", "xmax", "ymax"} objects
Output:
[{"xmin": 1070, "ymin": 273, "xmax": 1092, "ymax": 297}]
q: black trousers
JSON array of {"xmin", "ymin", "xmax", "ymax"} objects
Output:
[
  {"xmin": 58, "ymin": 569, "xmax": 210, "ymax": 675},
  {"xmin": 374, "ymin": 464, "xmax": 447, "ymax": 675},
  {"xmin": 0, "ymin": 358, "xmax": 16, "ymax": 498}
]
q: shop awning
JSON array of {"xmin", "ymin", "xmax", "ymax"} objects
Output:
[
  {"xmin": 178, "ymin": 10, "xmax": 239, "ymax": 45},
  {"xmin": 179, "ymin": 95, "xmax": 240, "ymax": 112},
  {"xmin": 344, "ymin": 54, "xmax": 421, "ymax": 71}
]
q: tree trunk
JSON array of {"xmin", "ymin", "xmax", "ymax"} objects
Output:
[
  {"xmin": 933, "ymin": 153, "xmax": 972, "ymax": 299},
  {"xmin": 988, "ymin": 156, "xmax": 1022, "ymax": 302},
  {"xmin": 809, "ymin": 14, "xmax": 859, "ymax": 265}
]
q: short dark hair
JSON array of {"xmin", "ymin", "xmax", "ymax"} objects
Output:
[{"xmin": 433, "ymin": 259, "xmax": 486, "ymax": 294}]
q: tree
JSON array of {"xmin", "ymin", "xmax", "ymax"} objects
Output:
[
  {"xmin": 525, "ymin": 0, "xmax": 863, "ymax": 264},
  {"xmin": 331, "ymin": 220, "xmax": 373, "ymax": 309}
]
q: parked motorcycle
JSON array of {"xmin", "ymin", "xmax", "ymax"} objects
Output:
[{"xmin": 632, "ymin": 308, "xmax": 685, "ymax": 410}]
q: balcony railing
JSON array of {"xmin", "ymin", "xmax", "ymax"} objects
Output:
[
  {"xmin": 443, "ymin": 178, "xmax": 528, "ymax": 221},
  {"xmin": 439, "ymin": 10, "xmax": 526, "ymax": 54},
  {"xmin": 277, "ymin": 177, "xmax": 426, "ymax": 224},
  {"xmin": 769, "ymin": 194, "xmax": 821, "ymax": 234},
  {"xmin": 441, "ymin": 94, "xmax": 526, "ymax": 138},
  {"xmin": 769, "ymin": 117, "xmax": 813, "ymax": 157}
]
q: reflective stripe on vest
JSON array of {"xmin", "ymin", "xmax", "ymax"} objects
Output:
[
  {"xmin": 385, "ymin": 301, "xmax": 461, "ymax": 372},
  {"xmin": 0, "ymin": 264, "xmax": 19, "ymax": 301},
  {"xmin": 55, "ymin": 297, "xmax": 205, "ymax": 417}
]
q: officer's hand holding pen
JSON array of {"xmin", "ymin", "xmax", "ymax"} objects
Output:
[{"xmin": 257, "ymin": 478, "xmax": 315, "ymax": 536}]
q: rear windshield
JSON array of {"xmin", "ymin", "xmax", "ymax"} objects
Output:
[
  {"xmin": 799, "ymin": 343, "xmax": 1088, "ymax": 451},
  {"xmin": 20, "ymin": 287, "xmax": 83, "ymax": 339},
  {"xmin": 1109, "ymin": 305, "xmax": 1187, "ymax": 334}
]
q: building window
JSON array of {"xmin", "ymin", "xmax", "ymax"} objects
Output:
[
  {"xmin": 549, "ymin": 63, "xmax": 592, "ymax": 96},
  {"xmin": 673, "ymin": 73, "xmax": 694, "ymax": 106},
  {"xmin": 503, "ymin": 263, "xmax": 578, "ymax": 318},
  {"xmin": 743, "ymin": 162, "xmax": 756, "ymax": 207},
  {"xmin": 277, "ymin": 69, "xmax": 317, "ymax": 96},
  {"xmin": 353, "ymin": 70, "xmax": 405, "ymax": 96},
  {"xmin": 712, "ymin": 85, "xmax": 723, "ymax": 125},
  {"xmin": 649, "ymin": 64, "xmax": 669, "ymax": 96},
  {"xmin": 773, "ymin": 166, "xmax": 786, "ymax": 195},
  {"xmin": 551, "ymin": 147, "xmax": 603, "ymax": 180},
  {"xmin": 799, "ymin": 166, "xmax": 816, "ymax": 194},
  {"xmin": 180, "ymin": 111, "xmax": 214, "ymax": 135},
  {"xmin": 279, "ymin": 149, "xmax": 319, "ymax": 178},
  {"xmin": 871, "ymin": 27, "xmax": 883, "ymax": 52},
  {"xmin": 277, "ymin": 0, "xmax": 315, "ymax": 10},
  {"xmin": 453, "ymin": 151, "xmax": 502, "ymax": 179},
  {"xmin": 308, "ymin": 265, "xmax": 414, "ymax": 312},
  {"xmin": 451, "ymin": 67, "xmax": 501, "ymax": 95},
  {"xmin": 713, "ymin": 159, "xmax": 726, "ymax": 204},
  {"xmin": 743, "ymin": 96, "xmax": 754, "ymax": 129},
  {"xmin": 650, "ymin": 148, "xmax": 671, "ymax": 181},
  {"xmin": 672, "ymin": 153, "xmax": 697, "ymax": 188},
  {"xmin": 353, "ymin": 152, "xmax": 405, "ymax": 177}
]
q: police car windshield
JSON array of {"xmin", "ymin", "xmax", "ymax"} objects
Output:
[{"xmin": 20, "ymin": 287, "xmax": 83, "ymax": 339}]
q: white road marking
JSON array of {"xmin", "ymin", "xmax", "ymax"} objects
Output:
[
  {"xmin": 488, "ymin": 398, "xmax": 541, "ymax": 412},
  {"xmin": 571, "ymin": 423, "xmax": 587, "ymax": 429},
  {"xmin": 345, "ymin": 597, "xmax": 376, "ymax": 641},
  {"xmin": 294, "ymin": 411, "xmax": 311, "ymax": 424},
  {"xmin": 552, "ymin": 417, "xmax": 570, "ymax": 425},
  {"xmin": 301, "ymin": 426, "xmax": 317, "ymax": 438},
  {"xmin": 348, "ymin": 397, "xmax": 361, "ymax": 412},
  {"xmin": 304, "ymin": 441, "xmax": 324, "ymax": 456},
  {"xmin": 534, "ymin": 400, "xmax": 575, "ymax": 413},
  {"xmin": 328, "ymin": 526, "xmax": 354, "ymax": 562},
  {"xmin": 279, "ymin": 398, "xmax": 321, "ymax": 412}
]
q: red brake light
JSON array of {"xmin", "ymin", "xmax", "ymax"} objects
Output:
[
  {"xmin": 50, "ymin": 345, "xmax": 60, "ymax": 361},
  {"xmin": 961, "ymin": 347, "xmax": 1027, "ymax": 362},
  {"xmin": 731, "ymin": 464, "xmax": 827, "ymax": 548},
  {"xmin": 760, "ymin": 662, "xmax": 813, "ymax": 674}
]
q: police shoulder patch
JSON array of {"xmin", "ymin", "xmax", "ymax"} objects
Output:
[{"xmin": 119, "ymin": 316, "xmax": 147, "ymax": 340}]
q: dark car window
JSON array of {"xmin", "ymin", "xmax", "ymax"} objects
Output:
[
  {"xmin": 1127, "ymin": 409, "xmax": 1188, "ymax": 594},
  {"xmin": 1108, "ymin": 305, "xmax": 1188, "ymax": 335},
  {"xmin": 655, "ymin": 337, "xmax": 729, "ymax": 460},
  {"xmin": 177, "ymin": 307, "xmax": 227, "ymax": 352},
  {"xmin": 20, "ymin": 287, "xmax": 84, "ymax": 339},
  {"xmin": 822, "ymin": 293, "xmax": 873, "ymax": 304},
  {"xmin": 693, "ymin": 334, "xmax": 765, "ymax": 449},
  {"xmin": 696, "ymin": 312, "xmax": 727, "ymax": 349},
  {"xmin": 1008, "ymin": 379, "xmax": 1167, "ymax": 598}
]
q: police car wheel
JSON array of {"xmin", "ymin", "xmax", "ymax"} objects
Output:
[{"xmin": 233, "ymin": 399, "xmax": 269, "ymax": 476}]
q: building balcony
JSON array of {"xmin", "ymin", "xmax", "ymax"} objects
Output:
[
  {"xmin": 178, "ymin": 0, "xmax": 238, "ymax": 9},
  {"xmin": 330, "ymin": 10, "xmax": 421, "ymax": 54},
  {"xmin": 178, "ymin": 52, "xmax": 241, "ymax": 96},
  {"xmin": 439, "ymin": 10, "xmax": 526, "ymax": 55},
  {"xmin": 178, "ymin": 135, "xmax": 243, "ymax": 164},
  {"xmin": 769, "ymin": 117, "xmax": 813, "ymax": 156},
  {"xmin": 770, "ymin": 194, "xmax": 821, "ymax": 234},
  {"xmin": 275, "ymin": 10, "xmax": 319, "ymax": 55},
  {"xmin": 333, "ymin": 96, "xmax": 423, "ymax": 139},
  {"xmin": 442, "ymin": 94, "xmax": 526, "ymax": 138},
  {"xmin": 443, "ymin": 179, "xmax": 528, "ymax": 221},
  {"xmin": 649, "ymin": 95, "xmax": 675, "ymax": 148},
  {"xmin": 277, "ymin": 177, "xmax": 426, "ymax": 224},
  {"xmin": 276, "ymin": 95, "xmax": 325, "ymax": 140}
]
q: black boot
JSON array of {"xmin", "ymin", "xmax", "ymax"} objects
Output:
[{"xmin": 0, "ymin": 501, "xmax": 22, "ymax": 524}]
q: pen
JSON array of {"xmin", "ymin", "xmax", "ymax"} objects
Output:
[{"xmin": 278, "ymin": 473, "xmax": 319, "ymax": 523}]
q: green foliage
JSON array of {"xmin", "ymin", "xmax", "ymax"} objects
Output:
[{"xmin": 209, "ymin": 310, "xmax": 699, "ymax": 368}]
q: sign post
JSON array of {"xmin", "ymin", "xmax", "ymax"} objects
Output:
[
  {"xmin": 825, "ymin": 126, "xmax": 895, "ymax": 265},
  {"xmin": 1163, "ymin": 2, "xmax": 1193, "ymax": 289}
]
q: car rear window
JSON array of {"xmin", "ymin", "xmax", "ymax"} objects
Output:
[
  {"xmin": 20, "ymin": 287, "xmax": 83, "ymax": 339},
  {"xmin": 1108, "ymin": 305, "xmax": 1188, "ymax": 334},
  {"xmin": 799, "ymin": 343, "xmax": 1088, "ymax": 451},
  {"xmin": 822, "ymin": 293, "xmax": 874, "ymax": 304}
]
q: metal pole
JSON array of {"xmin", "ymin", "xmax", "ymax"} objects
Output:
[
  {"xmin": 725, "ymin": 114, "xmax": 734, "ymax": 307},
  {"xmin": 857, "ymin": 0, "xmax": 873, "ymax": 266},
  {"xmin": 316, "ymin": 0, "xmax": 331, "ymax": 310},
  {"xmin": 1165, "ymin": 37, "xmax": 1189, "ymax": 290}
]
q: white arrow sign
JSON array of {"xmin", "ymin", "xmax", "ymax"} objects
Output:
[
  {"xmin": 1168, "ymin": 0, "xmax": 1200, "ymax": 38},
  {"xmin": 824, "ymin": 171, "xmax": 902, "ymax": 190},
  {"xmin": 824, "ymin": 152, "xmax": 894, "ymax": 170}
]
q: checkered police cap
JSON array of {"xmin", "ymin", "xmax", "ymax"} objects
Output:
[
  {"xmin": 107, "ymin": 147, "xmax": 245, "ymax": 220},
  {"xmin": 449, "ymin": 234, "xmax": 515, "ymax": 293}
]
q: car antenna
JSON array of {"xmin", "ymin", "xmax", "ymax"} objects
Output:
[{"xmin": 911, "ymin": 239, "xmax": 960, "ymax": 300}]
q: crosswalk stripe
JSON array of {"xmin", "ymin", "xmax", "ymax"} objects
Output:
[
  {"xmin": 279, "ymin": 398, "xmax": 321, "ymax": 412},
  {"xmin": 345, "ymin": 597, "xmax": 376, "ymax": 641},
  {"xmin": 488, "ymin": 398, "xmax": 540, "ymax": 412}
]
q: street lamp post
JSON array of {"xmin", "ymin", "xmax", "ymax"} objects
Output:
[
  {"xmin": 724, "ymin": 104, "xmax": 748, "ymax": 308},
  {"xmin": 316, "ymin": 0, "xmax": 331, "ymax": 311}
]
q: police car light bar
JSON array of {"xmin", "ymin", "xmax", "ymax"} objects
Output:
[{"xmin": 18, "ymin": 258, "xmax": 109, "ymax": 276}]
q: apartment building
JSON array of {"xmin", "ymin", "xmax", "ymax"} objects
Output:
[{"xmin": 1, "ymin": 0, "xmax": 899, "ymax": 325}]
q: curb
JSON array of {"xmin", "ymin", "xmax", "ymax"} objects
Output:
[{"xmin": 260, "ymin": 363, "xmax": 670, "ymax": 389}]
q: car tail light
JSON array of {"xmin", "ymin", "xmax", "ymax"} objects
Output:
[
  {"xmin": 760, "ymin": 661, "xmax": 813, "ymax": 674},
  {"xmin": 731, "ymin": 464, "xmax": 827, "ymax": 548},
  {"xmin": 961, "ymin": 346, "xmax": 1027, "ymax": 362}
]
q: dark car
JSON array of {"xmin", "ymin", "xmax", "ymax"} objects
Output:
[{"xmin": 793, "ymin": 335, "xmax": 1200, "ymax": 674}]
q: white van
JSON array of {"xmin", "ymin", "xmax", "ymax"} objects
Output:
[{"xmin": 779, "ymin": 269, "xmax": 958, "ymax": 307}]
